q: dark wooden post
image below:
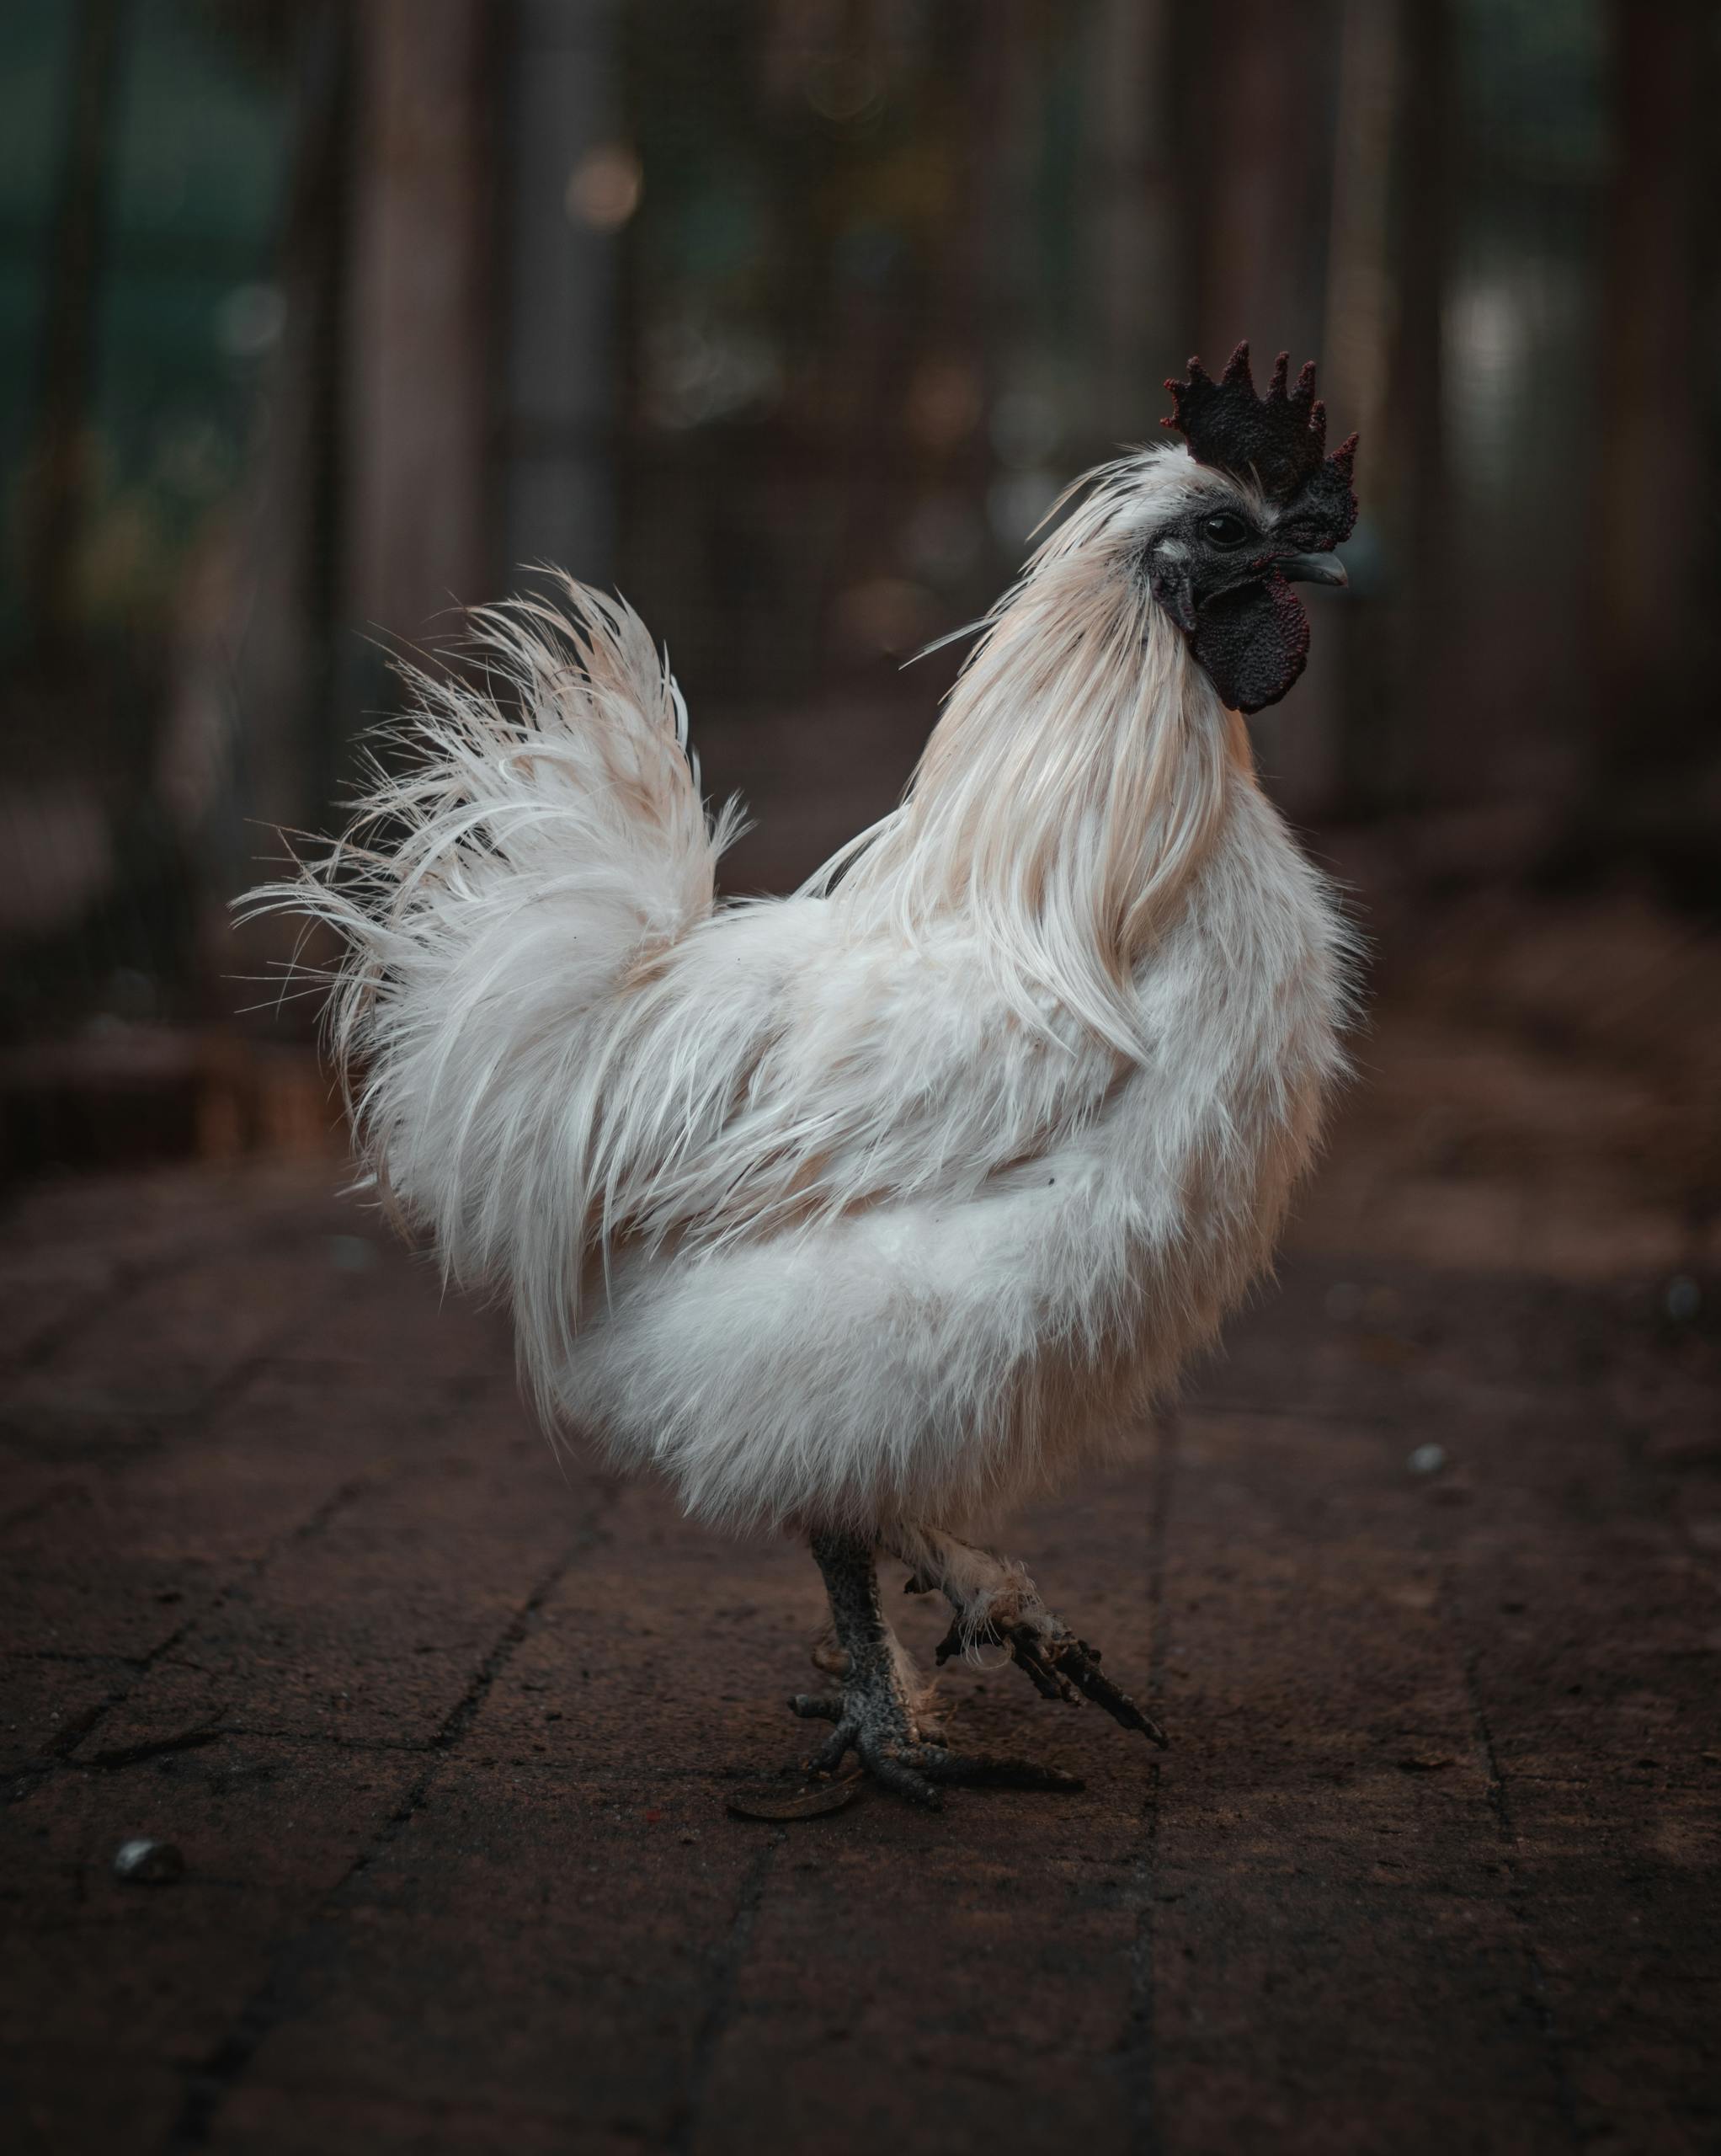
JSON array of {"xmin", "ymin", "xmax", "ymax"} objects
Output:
[
  {"xmin": 1185, "ymin": 0, "xmax": 1349, "ymax": 815},
  {"xmin": 1191, "ymin": 0, "xmax": 1329, "ymax": 366},
  {"xmin": 1590, "ymin": 0, "xmax": 1713, "ymax": 789},
  {"xmin": 498, "ymin": 0, "xmax": 625, "ymax": 589},
  {"xmin": 23, "ymin": 0, "xmax": 125, "ymax": 653},
  {"xmin": 346, "ymin": 0, "xmax": 496, "ymax": 644},
  {"xmin": 1376, "ymin": 0, "xmax": 1452, "ymax": 813},
  {"xmin": 1082, "ymin": 0, "xmax": 1180, "ymax": 444}
]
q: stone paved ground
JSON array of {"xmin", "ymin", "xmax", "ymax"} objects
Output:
[{"xmin": 3, "ymin": 903, "xmax": 1719, "ymax": 2154}]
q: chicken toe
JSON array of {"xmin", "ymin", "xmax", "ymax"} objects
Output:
[
  {"xmin": 796, "ymin": 1529, "xmax": 1084, "ymax": 1807},
  {"xmin": 897, "ymin": 1524, "xmax": 1170, "ymax": 1748}
]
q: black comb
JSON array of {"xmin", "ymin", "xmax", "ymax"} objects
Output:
[{"xmin": 1163, "ymin": 341, "xmax": 1357, "ymax": 541}]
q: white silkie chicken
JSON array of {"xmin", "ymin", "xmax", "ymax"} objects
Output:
[{"xmin": 267, "ymin": 344, "xmax": 1358, "ymax": 1806}]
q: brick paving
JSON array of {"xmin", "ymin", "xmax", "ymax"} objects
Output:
[{"xmin": 3, "ymin": 983, "xmax": 1719, "ymax": 2153}]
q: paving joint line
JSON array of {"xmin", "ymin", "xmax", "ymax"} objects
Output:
[
  {"xmin": 668, "ymin": 1828, "xmax": 784, "ymax": 2155},
  {"xmin": 0, "ymin": 1481, "xmax": 99, "ymax": 1539},
  {"xmin": 1463, "ymin": 1647, "xmax": 1586, "ymax": 2148},
  {"xmin": 4, "ymin": 1253, "xmax": 168, "ymax": 1374},
  {"xmin": 1, "ymin": 1195, "xmax": 346, "ymax": 1375},
  {"xmin": 1122, "ymin": 1404, "xmax": 1176, "ymax": 2156},
  {"xmin": 163, "ymin": 1509, "xmax": 611, "ymax": 2152},
  {"xmin": 0, "ymin": 1209, "xmax": 418, "ymax": 1475},
  {"xmin": 4, "ymin": 1463, "xmax": 390, "ymax": 1808},
  {"xmin": 5, "ymin": 1343, "xmax": 502, "ymax": 1807}
]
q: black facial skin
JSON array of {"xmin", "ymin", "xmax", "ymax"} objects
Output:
[{"xmin": 1144, "ymin": 497, "xmax": 1349, "ymax": 716}]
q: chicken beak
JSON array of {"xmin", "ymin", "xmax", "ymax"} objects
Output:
[{"xmin": 1276, "ymin": 551, "xmax": 1348, "ymax": 589}]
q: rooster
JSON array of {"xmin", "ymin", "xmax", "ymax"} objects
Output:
[{"xmin": 262, "ymin": 344, "xmax": 1358, "ymax": 1806}]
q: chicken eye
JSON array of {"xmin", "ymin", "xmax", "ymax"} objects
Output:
[{"xmin": 1202, "ymin": 510, "xmax": 1251, "ymax": 548}]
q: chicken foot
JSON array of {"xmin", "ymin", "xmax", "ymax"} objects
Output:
[
  {"xmin": 887, "ymin": 1524, "xmax": 1169, "ymax": 1748},
  {"xmin": 788, "ymin": 1529, "xmax": 1084, "ymax": 1809}
]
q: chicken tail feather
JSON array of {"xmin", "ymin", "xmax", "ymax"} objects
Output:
[{"xmin": 242, "ymin": 578, "xmax": 742, "ymax": 1390}]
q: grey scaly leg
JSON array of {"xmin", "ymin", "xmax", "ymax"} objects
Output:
[{"xmin": 787, "ymin": 1529, "xmax": 1084, "ymax": 1810}]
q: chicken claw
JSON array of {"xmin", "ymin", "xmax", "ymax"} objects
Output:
[
  {"xmin": 797, "ymin": 1529, "xmax": 1084, "ymax": 1809},
  {"xmin": 787, "ymin": 1690, "xmax": 1082, "ymax": 1809},
  {"xmin": 932, "ymin": 1612, "xmax": 1167, "ymax": 1745},
  {"xmin": 903, "ymin": 1526, "xmax": 1170, "ymax": 1750},
  {"xmin": 1009, "ymin": 1628, "xmax": 1168, "ymax": 1746}
]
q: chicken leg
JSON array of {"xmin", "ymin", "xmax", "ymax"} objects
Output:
[
  {"xmin": 788, "ymin": 1529, "xmax": 1084, "ymax": 1809},
  {"xmin": 886, "ymin": 1524, "xmax": 1169, "ymax": 1748}
]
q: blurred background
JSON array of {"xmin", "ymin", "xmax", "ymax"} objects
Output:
[
  {"xmin": 9, "ymin": 13, "xmax": 1721, "ymax": 2136},
  {"xmin": 1, "ymin": 0, "xmax": 1718, "ymax": 1238}
]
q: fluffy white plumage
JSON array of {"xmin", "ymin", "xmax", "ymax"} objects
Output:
[{"xmin": 258, "ymin": 443, "xmax": 1352, "ymax": 1543}]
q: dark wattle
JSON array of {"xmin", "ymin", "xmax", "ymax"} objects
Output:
[{"xmin": 1191, "ymin": 574, "xmax": 1310, "ymax": 716}]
